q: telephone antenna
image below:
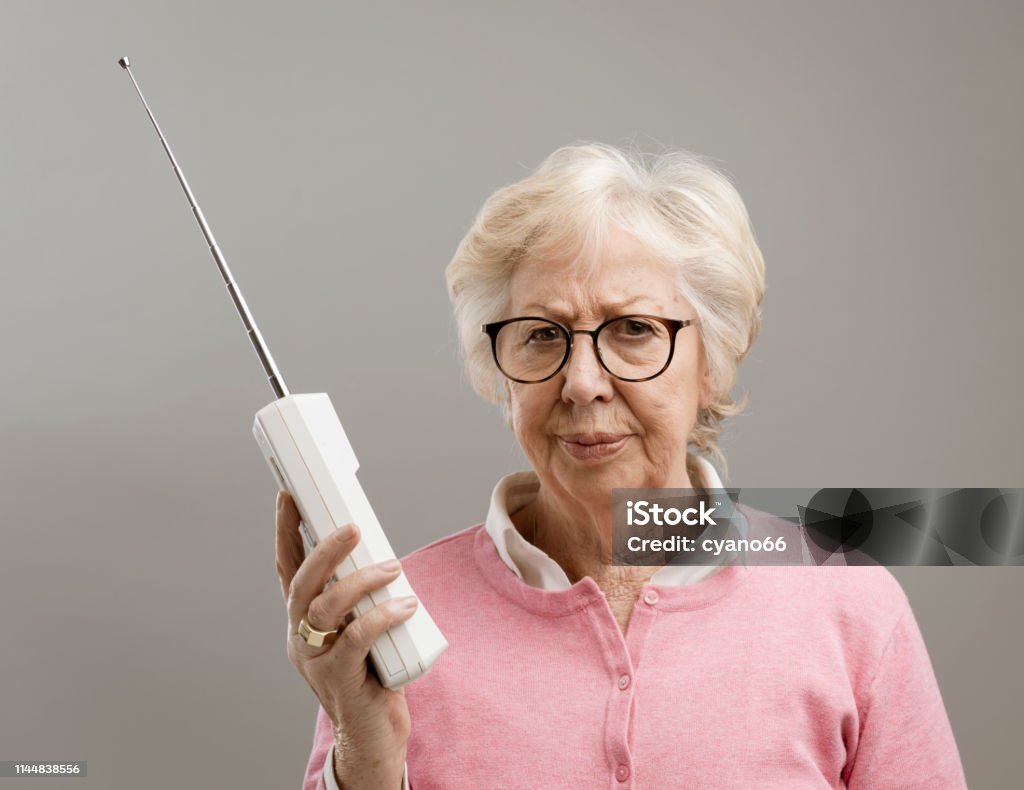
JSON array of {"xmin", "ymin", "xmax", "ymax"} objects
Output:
[{"xmin": 118, "ymin": 56, "xmax": 289, "ymax": 399}]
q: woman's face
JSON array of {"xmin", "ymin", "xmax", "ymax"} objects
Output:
[{"xmin": 505, "ymin": 226, "xmax": 711, "ymax": 504}]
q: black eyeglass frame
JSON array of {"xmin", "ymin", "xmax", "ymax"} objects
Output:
[{"xmin": 481, "ymin": 314, "xmax": 698, "ymax": 384}]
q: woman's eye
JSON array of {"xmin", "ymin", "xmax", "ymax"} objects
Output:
[
  {"xmin": 527, "ymin": 328, "xmax": 560, "ymax": 343},
  {"xmin": 621, "ymin": 319, "xmax": 654, "ymax": 336}
]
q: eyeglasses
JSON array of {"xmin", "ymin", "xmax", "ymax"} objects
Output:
[{"xmin": 481, "ymin": 314, "xmax": 698, "ymax": 383}]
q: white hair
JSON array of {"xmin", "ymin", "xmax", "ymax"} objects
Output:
[{"xmin": 445, "ymin": 141, "xmax": 766, "ymax": 480}]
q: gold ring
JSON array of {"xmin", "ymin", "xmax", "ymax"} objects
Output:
[{"xmin": 298, "ymin": 616, "xmax": 340, "ymax": 647}]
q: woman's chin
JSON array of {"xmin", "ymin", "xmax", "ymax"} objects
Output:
[{"xmin": 554, "ymin": 453, "xmax": 642, "ymax": 493}]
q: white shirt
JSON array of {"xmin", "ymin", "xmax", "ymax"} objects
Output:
[{"xmin": 324, "ymin": 455, "xmax": 734, "ymax": 789}]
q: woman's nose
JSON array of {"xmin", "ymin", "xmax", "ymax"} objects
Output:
[{"xmin": 560, "ymin": 337, "xmax": 615, "ymax": 404}]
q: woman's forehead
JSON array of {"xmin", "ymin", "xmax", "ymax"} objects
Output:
[{"xmin": 508, "ymin": 255, "xmax": 682, "ymax": 319}]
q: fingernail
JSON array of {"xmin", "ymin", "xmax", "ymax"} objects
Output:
[
  {"xmin": 399, "ymin": 596, "xmax": 418, "ymax": 610},
  {"xmin": 379, "ymin": 559, "xmax": 401, "ymax": 573}
]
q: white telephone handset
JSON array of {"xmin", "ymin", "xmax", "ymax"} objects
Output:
[{"xmin": 118, "ymin": 57, "xmax": 448, "ymax": 688}]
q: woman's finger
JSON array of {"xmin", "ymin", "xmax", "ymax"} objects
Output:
[
  {"xmin": 287, "ymin": 521, "xmax": 361, "ymax": 631},
  {"xmin": 293, "ymin": 597, "xmax": 420, "ymax": 672},
  {"xmin": 304, "ymin": 560, "xmax": 404, "ymax": 635},
  {"xmin": 338, "ymin": 596, "xmax": 419, "ymax": 656},
  {"xmin": 274, "ymin": 490, "xmax": 306, "ymax": 603}
]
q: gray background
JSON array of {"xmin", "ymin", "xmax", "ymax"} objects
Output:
[{"xmin": 1, "ymin": 1, "xmax": 1020, "ymax": 787}]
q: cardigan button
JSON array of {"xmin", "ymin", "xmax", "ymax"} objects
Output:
[
  {"xmin": 618, "ymin": 674, "xmax": 631, "ymax": 690},
  {"xmin": 643, "ymin": 589, "xmax": 659, "ymax": 605},
  {"xmin": 616, "ymin": 764, "xmax": 630, "ymax": 782}
]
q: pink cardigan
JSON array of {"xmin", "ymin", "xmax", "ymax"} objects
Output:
[{"xmin": 303, "ymin": 516, "xmax": 966, "ymax": 789}]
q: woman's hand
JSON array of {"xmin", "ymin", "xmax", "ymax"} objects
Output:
[{"xmin": 275, "ymin": 490, "xmax": 417, "ymax": 790}]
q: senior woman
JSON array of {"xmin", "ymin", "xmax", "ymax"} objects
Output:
[{"xmin": 276, "ymin": 143, "xmax": 967, "ymax": 789}]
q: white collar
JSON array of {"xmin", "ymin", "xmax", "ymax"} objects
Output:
[{"xmin": 483, "ymin": 455, "xmax": 739, "ymax": 590}]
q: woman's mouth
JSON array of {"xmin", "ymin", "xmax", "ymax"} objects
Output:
[{"xmin": 556, "ymin": 433, "xmax": 631, "ymax": 460}]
